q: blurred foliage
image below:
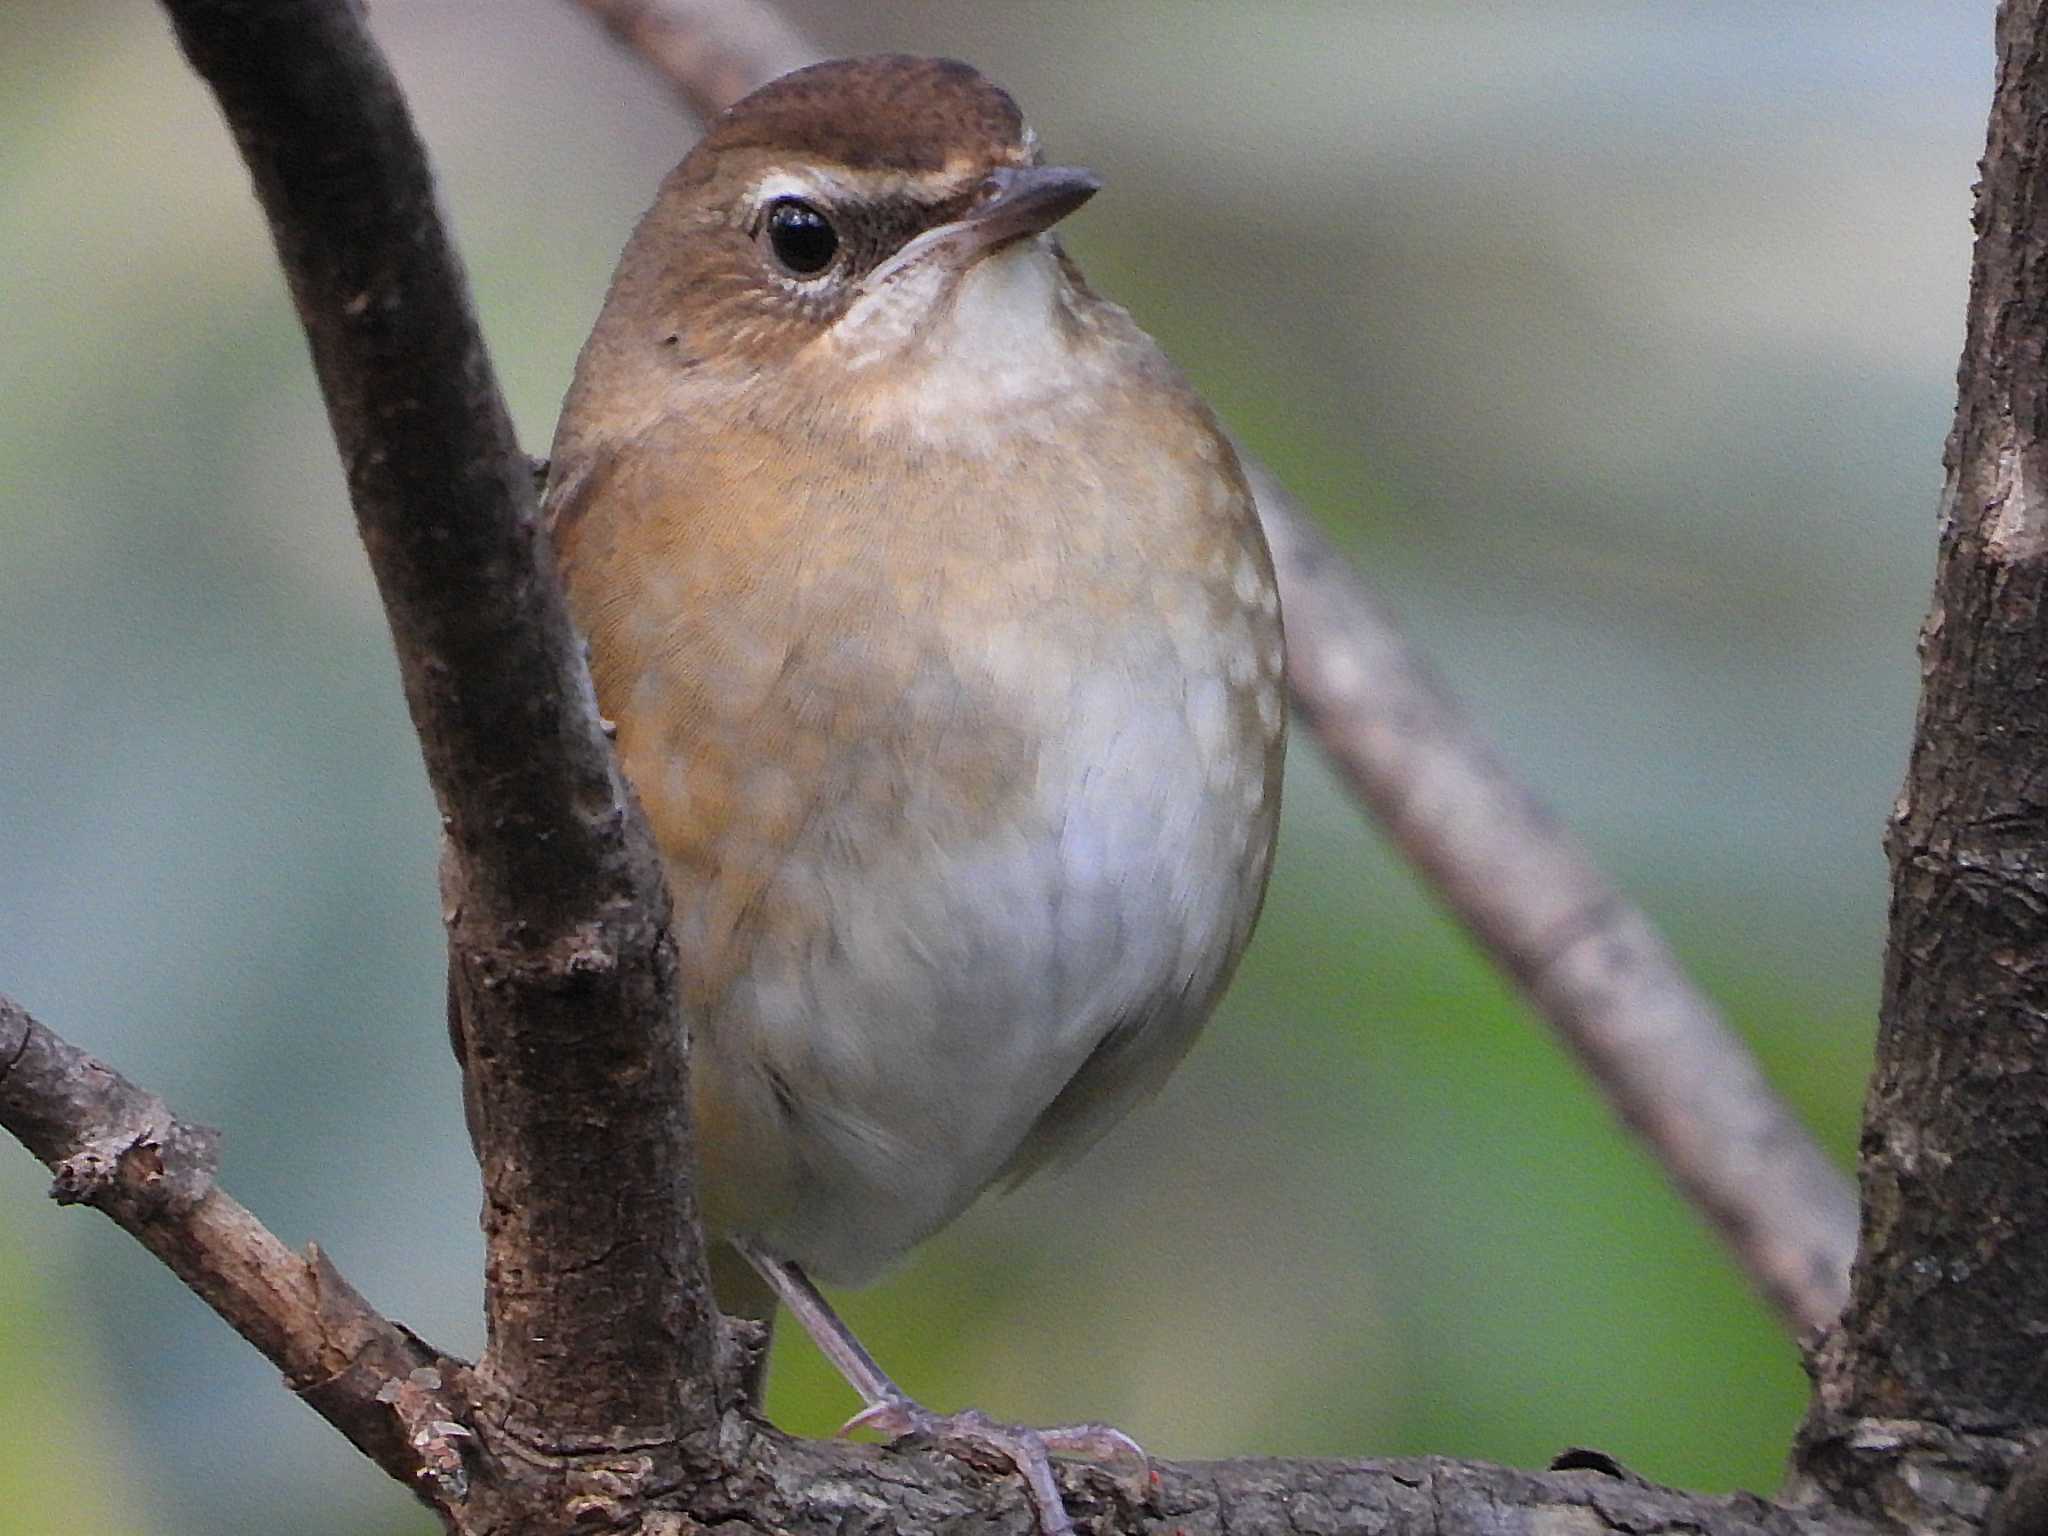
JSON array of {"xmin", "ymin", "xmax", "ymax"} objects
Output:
[{"xmin": 0, "ymin": 2, "xmax": 1981, "ymax": 1532}]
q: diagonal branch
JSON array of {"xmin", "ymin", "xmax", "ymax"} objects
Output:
[
  {"xmin": 1251, "ymin": 463, "xmax": 1859, "ymax": 1332},
  {"xmin": 157, "ymin": 0, "xmax": 717, "ymax": 1455},
  {"xmin": 0, "ymin": 995, "xmax": 463, "ymax": 1497},
  {"xmin": 562, "ymin": 0, "xmax": 1856, "ymax": 1337},
  {"xmin": 575, "ymin": 0, "xmax": 816, "ymax": 123}
]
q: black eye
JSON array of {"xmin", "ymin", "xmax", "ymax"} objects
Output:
[{"xmin": 764, "ymin": 199, "xmax": 839, "ymax": 277}]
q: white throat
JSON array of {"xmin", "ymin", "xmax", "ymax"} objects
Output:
[{"xmin": 824, "ymin": 237, "xmax": 1097, "ymax": 444}]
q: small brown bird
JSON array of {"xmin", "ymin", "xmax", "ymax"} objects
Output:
[{"xmin": 545, "ymin": 54, "xmax": 1283, "ymax": 1533}]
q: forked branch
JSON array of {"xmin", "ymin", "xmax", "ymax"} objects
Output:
[{"xmin": 13, "ymin": 0, "xmax": 2026, "ymax": 1532}]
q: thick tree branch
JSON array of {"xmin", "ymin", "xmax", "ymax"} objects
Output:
[
  {"xmin": 0, "ymin": 996, "xmax": 1880, "ymax": 1535},
  {"xmin": 0, "ymin": 980, "xmax": 1896, "ymax": 1533},
  {"xmin": 157, "ymin": 0, "xmax": 717, "ymax": 1463},
  {"xmin": 560, "ymin": 0, "xmax": 1857, "ymax": 1338},
  {"xmin": 16, "ymin": 0, "xmax": 2030, "ymax": 1530},
  {"xmin": 714, "ymin": 1436, "xmax": 1878, "ymax": 1536},
  {"xmin": 1798, "ymin": 0, "xmax": 2048, "ymax": 1524},
  {"xmin": 0, "ymin": 995, "xmax": 461, "ymax": 1496}
]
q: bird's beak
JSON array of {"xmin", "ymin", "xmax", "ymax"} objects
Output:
[
  {"xmin": 952, "ymin": 164, "xmax": 1102, "ymax": 255},
  {"xmin": 862, "ymin": 165, "xmax": 1101, "ymax": 292}
]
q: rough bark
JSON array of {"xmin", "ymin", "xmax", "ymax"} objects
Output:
[
  {"xmin": 0, "ymin": 984, "xmax": 1915, "ymax": 1530},
  {"xmin": 0, "ymin": 998, "xmax": 458, "ymax": 1494},
  {"xmin": 1795, "ymin": 2, "xmax": 2048, "ymax": 1529},
  {"xmin": 4, "ymin": 0, "xmax": 2044, "ymax": 1531},
  {"xmin": 0, "ymin": 982, "xmax": 1895, "ymax": 1532},
  {"xmin": 159, "ymin": 0, "xmax": 723, "ymax": 1483}
]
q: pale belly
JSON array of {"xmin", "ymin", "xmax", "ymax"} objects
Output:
[{"xmin": 675, "ymin": 617, "xmax": 1282, "ymax": 1286}]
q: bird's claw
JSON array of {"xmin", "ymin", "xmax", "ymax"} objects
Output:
[{"xmin": 838, "ymin": 1396, "xmax": 1150, "ymax": 1536}]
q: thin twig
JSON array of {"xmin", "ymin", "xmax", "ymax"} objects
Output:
[
  {"xmin": 1251, "ymin": 463, "xmax": 1857, "ymax": 1330},
  {"xmin": 574, "ymin": 0, "xmax": 816, "ymax": 124},
  {"xmin": 0, "ymin": 994, "xmax": 461, "ymax": 1494},
  {"xmin": 560, "ymin": 0, "xmax": 1858, "ymax": 1334}
]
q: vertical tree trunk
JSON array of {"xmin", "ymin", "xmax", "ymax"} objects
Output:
[{"xmin": 1798, "ymin": 2, "xmax": 2048, "ymax": 1527}]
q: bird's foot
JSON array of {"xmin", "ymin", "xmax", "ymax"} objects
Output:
[{"xmin": 841, "ymin": 1397, "xmax": 1149, "ymax": 1536}]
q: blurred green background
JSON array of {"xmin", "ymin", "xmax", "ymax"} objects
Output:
[{"xmin": 0, "ymin": 3, "xmax": 1979, "ymax": 1532}]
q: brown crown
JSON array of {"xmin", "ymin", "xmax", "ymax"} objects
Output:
[{"xmin": 697, "ymin": 55, "xmax": 1033, "ymax": 174}]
